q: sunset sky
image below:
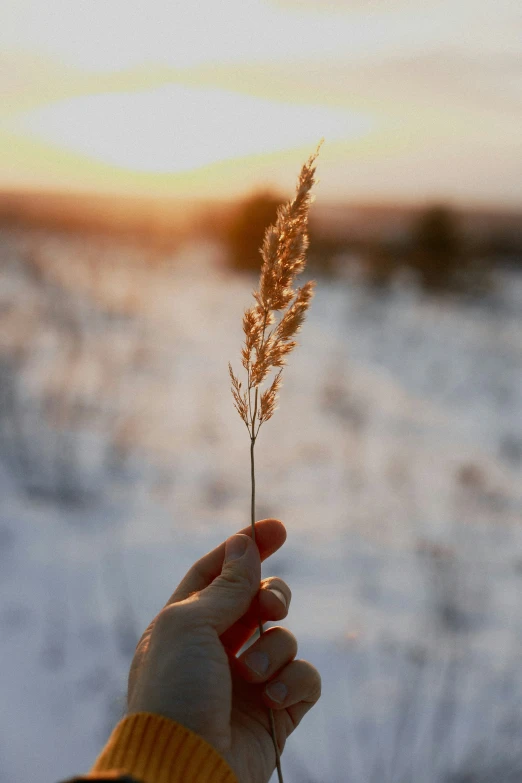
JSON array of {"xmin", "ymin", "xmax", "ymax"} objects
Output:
[{"xmin": 2, "ymin": 0, "xmax": 521, "ymax": 206}]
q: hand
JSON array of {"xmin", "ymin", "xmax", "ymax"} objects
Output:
[{"xmin": 127, "ymin": 518, "xmax": 321, "ymax": 783}]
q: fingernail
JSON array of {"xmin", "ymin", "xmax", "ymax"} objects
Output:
[
  {"xmin": 265, "ymin": 682, "xmax": 287, "ymax": 704},
  {"xmin": 225, "ymin": 535, "xmax": 248, "ymax": 563},
  {"xmin": 267, "ymin": 587, "xmax": 288, "ymax": 609},
  {"xmin": 245, "ymin": 651, "xmax": 270, "ymax": 675}
]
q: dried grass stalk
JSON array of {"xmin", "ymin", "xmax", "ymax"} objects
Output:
[{"xmin": 228, "ymin": 142, "xmax": 321, "ymax": 783}]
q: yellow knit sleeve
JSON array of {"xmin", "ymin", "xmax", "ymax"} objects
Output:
[{"xmin": 87, "ymin": 712, "xmax": 239, "ymax": 783}]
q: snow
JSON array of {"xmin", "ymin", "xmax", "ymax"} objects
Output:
[{"xmin": 1, "ymin": 227, "xmax": 522, "ymax": 782}]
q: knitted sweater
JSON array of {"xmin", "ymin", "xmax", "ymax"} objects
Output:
[{"xmin": 60, "ymin": 712, "xmax": 239, "ymax": 783}]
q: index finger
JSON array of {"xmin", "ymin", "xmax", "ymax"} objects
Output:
[{"xmin": 164, "ymin": 518, "xmax": 286, "ymax": 607}]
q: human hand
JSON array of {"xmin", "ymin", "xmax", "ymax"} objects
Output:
[{"xmin": 127, "ymin": 519, "xmax": 321, "ymax": 783}]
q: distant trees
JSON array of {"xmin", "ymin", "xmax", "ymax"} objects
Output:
[
  {"xmin": 365, "ymin": 205, "xmax": 493, "ymax": 296},
  {"xmin": 224, "ymin": 190, "xmax": 346, "ymax": 277},
  {"xmin": 223, "ymin": 194, "xmax": 496, "ymax": 297},
  {"xmin": 409, "ymin": 206, "xmax": 464, "ymax": 291},
  {"xmin": 406, "ymin": 205, "xmax": 493, "ymax": 294},
  {"xmin": 224, "ymin": 191, "xmax": 283, "ymax": 273}
]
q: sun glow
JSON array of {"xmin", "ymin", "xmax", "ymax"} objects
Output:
[
  {"xmin": 1, "ymin": 0, "xmax": 521, "ymax": 204},
  {"xmin": 9, "ymin": 85, "xmax": 373, "ymax": 176}
]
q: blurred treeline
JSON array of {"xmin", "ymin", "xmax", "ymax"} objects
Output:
[
  {"xmin": 219, "ymin": 191, "xmax": 522, "ymax": 297},
  {"xmin": 0, "ymin": 190, "xmax": 198, "ymax": 252},
  {"xmin": 1, "ymin": 188, "xmax": 521, "ymax": 296}
]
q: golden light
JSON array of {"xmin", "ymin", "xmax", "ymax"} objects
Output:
[
  {"xmin": 1, "ymin": 0, "xmax": 521, "ymax": 204},
  {"xmin": 8, "ymin": 85, "xmax": 374, "ymax": 175}
]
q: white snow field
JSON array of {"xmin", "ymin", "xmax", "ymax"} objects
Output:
[{"xmin": 1, "ymin": 227, "xmax": 522, "ymax": 782}]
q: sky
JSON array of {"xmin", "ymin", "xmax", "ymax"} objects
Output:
[{"xmin": 1, "ymin": 0, "xmax": 522, "ymax": 206}]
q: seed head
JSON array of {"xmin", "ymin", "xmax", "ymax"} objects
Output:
[{"xmin": 229, "ymin": 142, "xmax": 321, "ymax": 438}]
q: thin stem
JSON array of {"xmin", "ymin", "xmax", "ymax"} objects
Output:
[
  {"xmin": 247, "ymin": 364, "xmax": 253, "ymax": 427},
  {"xmin": 250, "ymin": 437, "xmax": 257, "ymax": 542},
  {"xmin": 252, "ymin": 386, "xmax": 259, "ymax": 431},
  {"xmin": 250, "ymin": 310, "xmax": 268, "ymax": 433},
  {"xmin": 250, "ymin": 436, "xmax": 284, "ymax": 783}
]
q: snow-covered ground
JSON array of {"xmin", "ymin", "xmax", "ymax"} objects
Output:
[{"xmin": 1, "ymin": 227, "xmax": 522, "ymax": 782}]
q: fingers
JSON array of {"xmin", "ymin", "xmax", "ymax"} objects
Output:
[
  {"xmin": 236, "ymin": 627, "xmax": 321, "ymax": 732},
  {"xmin": 220, "ymin": 577, "xmax": 291, "ymax": 654},
  {"xmin": 165, "ymin": 519, "xmax": 286, "ymax": 607},
  {"xmin": 237, "ymin": 626, "xmax": 298, "ymax": 683},
  {"xmin": 263, "ymin": 659, "xmax": 322, "ymax": 732}
]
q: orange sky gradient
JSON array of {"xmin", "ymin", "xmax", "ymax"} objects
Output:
[{"xmin": 2, "ymin": 0, "xmax": 521, "ymax": 206}]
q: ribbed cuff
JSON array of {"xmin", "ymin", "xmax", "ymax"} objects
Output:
[{"xmin": 89, "ymin": 712, "xmax": 238, "ymax": 783}]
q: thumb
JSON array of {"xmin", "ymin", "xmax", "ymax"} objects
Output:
[{"xmin": 194, "ymin": 534, "xmax": 261, "ymax": 636}]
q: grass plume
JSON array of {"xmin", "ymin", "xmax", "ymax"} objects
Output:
[{"xmin": 228, "ymin": 142, "xmax": 321, "ymax": 783}]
